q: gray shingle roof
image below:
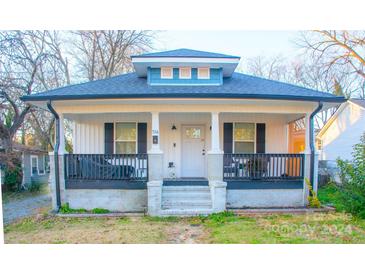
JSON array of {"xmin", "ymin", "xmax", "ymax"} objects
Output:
[
  {"xmin": 21, "ymin": 72, "xmax": 345, "ymax": 102},
  {"xmin": 131, "ymin": 48, "xmax": 240, "ymax": 59}
]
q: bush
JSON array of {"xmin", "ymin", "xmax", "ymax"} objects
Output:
[
  {"xmin": 4, "ymin": 163, "xmax": 22, "ymax": 192},
  {"xmin": 337, "ymin": 133, "xmax": 365, "ymax": 218},
  {"xmin": 305, "ymin": 178, "xmax": 321, "ymax": 208}
]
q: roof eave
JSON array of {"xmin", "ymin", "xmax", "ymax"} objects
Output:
[{"xmin": 21, "ymin": 94, "xmax": 347, "ymax": 103}]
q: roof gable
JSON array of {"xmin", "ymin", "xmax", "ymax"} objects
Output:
[
  {"xmin": 350, "ymin": 99, "xmax": 365, "ymax": 109},
  {"xmin": 317, "ymin": 99, "xmax": 365, "ymax": 138}
]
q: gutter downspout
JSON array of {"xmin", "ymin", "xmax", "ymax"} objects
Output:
[
  {"xmin": 47, "ymin": 101, "xmax": 61, "ymax": 210},
  {"xmin": 309, "ymin": 101, "xmax": 323, "ymax": 191}
]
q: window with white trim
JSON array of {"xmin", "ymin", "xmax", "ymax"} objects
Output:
[
  {"xmin": 179, "ymin": 67, "xmax": 191, "ymax": 79},
  {"xmin": 115, "ymin": 122, "xmax": 137, "ymax": 154},
  {"xmin": 38, "ymin": 155, "xmax": 45, "ymax": 175},
  {"xmin": 197, "ymin": 67, "xmax": 210, "ymax": 79},
  {"xmin": 234, "ymin": 123, "xmax": 255, "ymax": 153},
  {"xmin": 31, "ymin": 155, "xmax": 38, "ymax": 175},
  {"xmin": 160, "ymin": 67, "xmax": 173, "ymax": 79}
]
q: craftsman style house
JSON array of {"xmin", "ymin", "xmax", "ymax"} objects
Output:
[{"xmin": 22, "ymin": 49, "xmax": 345, "ymax": 216}]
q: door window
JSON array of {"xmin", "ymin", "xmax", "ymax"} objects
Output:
[{"xmin": 185, "ymin": 127, "xmax": 201, "ymax": 139}]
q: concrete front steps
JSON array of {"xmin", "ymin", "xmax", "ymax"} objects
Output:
[{"xmin": 160, "ymin": 185, "xmax": 213, "ymax": 216}]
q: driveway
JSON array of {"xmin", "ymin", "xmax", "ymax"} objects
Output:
[{"xmin": 2, "ymin": 194, "xmax": 51, "ymax": 225}]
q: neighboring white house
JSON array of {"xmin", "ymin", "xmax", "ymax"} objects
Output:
[
  {"xmin": 317, "ymin": 99, "xmax": 365, "ymax": 162},
  {"xmin": 22, "ymin": 48, "xmax": 345, "ymax": 216}
]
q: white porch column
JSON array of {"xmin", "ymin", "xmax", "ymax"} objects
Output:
[
  {"xmin": 150, "ymin": 111, "xmax": 162, "ymax": 153},
  {"xmin": 302, "ymin": 113, "xmax": 311, "ymax": 206},
  {"xmin": 210, "ymin": 112, "xmax": 222, "ymax": 154},
  {"xmin": 207, "ymin": 112, "xmax": 226, "ymax": 212},
  {"xmin": 304, "ymin": 113, "xmax": 311, "ymax": 155},
  {"xmin": 147, "ymin": 112, "xmax": 163, "ymax": 216},
  {"xmin": 207, "ymin": 112, "xmax": 224, "ymax": 181},
  {"xmin": 58, "ymin": 113, "xmax": 67, "ymax": 155}
]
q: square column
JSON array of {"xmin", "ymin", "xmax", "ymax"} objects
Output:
[
  {"xmin": 49, "ymin": 152, "xmax": 66, "ymax": 211},
  {"xmin": 207, "ymin": 112, "xmax": 224, "ymax": 181},
  {"xmin": 304, "ymin": 113, "xmax": 311, "ymax": 155},
  {"xmin": 147, "ymin": 112, "xmax": 163, "ymax": 216},
  {"xmin": 209, "ymin": 112, "xmax": 222, "ymax": 154},
  {"xmin": 302, "ymin": 112, "xmax": 319, "ymax": 205},
  {"xmin": 207, "ymin": 112, "xmax": 226, "ymax": 212},
  {"xmin": 58, "ymin": 113, "xmax": 67, "ymax": 155},
  {"xmin": 149, "ymin": 111, "xmax": 162, "ymax": 154},
  {"xmin": 147, "ymin": 111, "xmax": 164, "ymax": 181}
]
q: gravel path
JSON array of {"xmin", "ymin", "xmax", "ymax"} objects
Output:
[{"xmin": 2, "ymin": 194, "xmax": 51, "ymax": 225}]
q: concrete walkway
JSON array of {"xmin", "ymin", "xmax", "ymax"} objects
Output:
[{"xmin": 2, "ymin": 194, "xmax": 51, "ymax": 225}]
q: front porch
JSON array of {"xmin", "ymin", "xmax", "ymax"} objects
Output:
[{"xmin": 48, "ymin": 100, "xmax": 319, "ymax": 215}]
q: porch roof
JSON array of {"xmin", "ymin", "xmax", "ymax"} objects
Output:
[{"xmin": 22, "ymin": 72, "xmax": 345, "ymax": 103}]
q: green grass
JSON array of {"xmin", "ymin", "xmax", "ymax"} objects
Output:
[
  {"xmin": 4, "ymin": 208, "xmax": 365, "ymax": 244},
  {"xmin": 91, "ymin": 208, "xmax": 111, "ymax": 214},
  {"xmin": 198, "ymin": 212, "xmax": 365, "ymax": 244},
  {"xmin": 1, "ymin": 183, "xmax": 50, "ymax": 204}
]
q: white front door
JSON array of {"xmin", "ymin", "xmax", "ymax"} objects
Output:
[{"xmin": 181, "ymin": 125, "xmax": 206, "ymax": 177}]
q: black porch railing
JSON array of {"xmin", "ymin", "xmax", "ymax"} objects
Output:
[
  {"xmin": 64, "ymin": 154, "xmax": 148, "ymax": 182},
  {"xmin": 223, "ymin": 153, "xmax": 304, "ymax": 181}
]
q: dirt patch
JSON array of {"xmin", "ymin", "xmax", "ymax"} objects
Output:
[{"xmin": 165, "ymin": 222, "xmax": 207, "ymax": 244}]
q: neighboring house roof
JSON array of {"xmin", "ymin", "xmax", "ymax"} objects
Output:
[
  {"xmin": 22, "ymin": 72, "xmax": 345, "ymax": 103},
  {"xmin": 317, "ymin": 99, "xmax": 365, "ymax": 138},
  {"xmin": 13, "ymin": 143, "xmax": 48, "ymax": 154},
  {"xmin": 350, "ymin": 98, "xmax": 365, "ymax": 109},
  {"xmin": 131, "ymin": 48, "xmax": 240, "ymax": 59}
]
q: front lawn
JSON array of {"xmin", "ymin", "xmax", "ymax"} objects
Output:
[{"xmin": 4, "ymin": 211, "xmax": 365, "ymax": 244}]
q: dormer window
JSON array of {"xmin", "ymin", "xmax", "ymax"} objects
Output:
[
  {"xmin": 161, "ymin": 67, "xmax": 173, "ymax": 79},
  {"xmin": 179, "ymin": 67, "xmax": 191, "ymax": 79},
  {"xmin": 198, "ymin": 67, "xmax": 210, "ymax": 79}
]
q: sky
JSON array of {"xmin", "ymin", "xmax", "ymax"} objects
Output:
[{"xmin": 154, "ymin": 31, "xmax": 302, "ymax": 61}]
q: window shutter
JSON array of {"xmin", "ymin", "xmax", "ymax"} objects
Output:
[
  {"xmin": 223, "ymin": 123, "xmax": 233, "ymax": 153},
  {"xmin": 138, "ymin": 123, "xmax": 147, "ymax": 153},
  {"xmin": 256, "ymin": 123, "xmax": 266, "ymax": 153},
  {"xmin": 104, "ymin": 123, "xmax": 114, "ymax": 154}
]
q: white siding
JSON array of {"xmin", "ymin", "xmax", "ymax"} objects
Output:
[
  {"xmin": 72, "ymin": 113, "xmax": 151, "ymax": 154},
  {"xmin": 321, "ymin": 103, "xmax": 365, "ymax": 161},
  {"xmin": 220, "ymin": 113, "xmax": 289, "ymax": 153}
]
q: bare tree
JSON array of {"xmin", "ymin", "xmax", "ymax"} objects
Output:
[
  {"xmin": 0, "ymin": 31, "xmax": 70, "ymax": 153},
  {"xmin": 299, "ymin": 30, "xmax": 365, "ymax": 98},
  {"xmin": 242, "ymin": 55, "xmax": 355, "ymax": 128},
  {"xmin": 70, "ymin": 30, "xmax": 155, "ymax": 81}
]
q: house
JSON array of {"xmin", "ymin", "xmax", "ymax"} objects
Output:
[
  {"xmin": 317, "ymin": 99, "xmax": 365, "ymax": 162},
  {"xmin": 21, "ymin": 48, "xmax": 345, "ymax": 216},
  {"xmin": 13, "ymin": 144, "xmax": 50, "ymax": 187},
  {"xmin": 0, "ymin": 144, "xmax": 49, "ymax": 189}
]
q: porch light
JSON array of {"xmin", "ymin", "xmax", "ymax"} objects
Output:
[{"xmin": 171, "ymin": 124, "xmax": 177, "ymax": 130}]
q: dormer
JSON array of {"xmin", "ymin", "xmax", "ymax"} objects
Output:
[{"xmin": 131, "ymin": 48, "xmax": 240, "ymax": 86}]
